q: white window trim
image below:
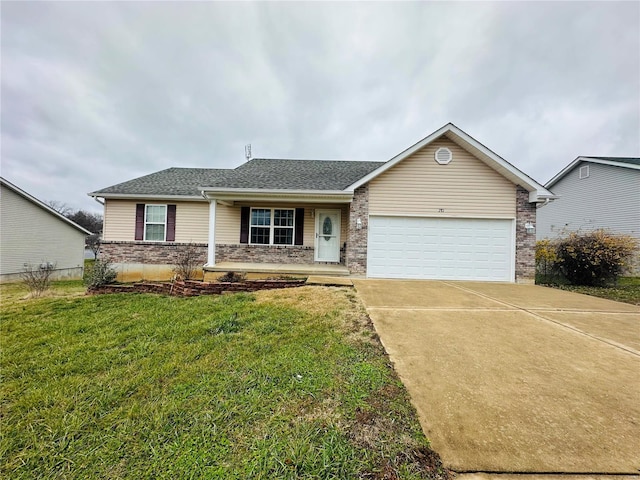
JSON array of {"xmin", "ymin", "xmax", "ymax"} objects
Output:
[
  {"xmin": 144, "ymin": 204, "xmax": 168, "ymax": 242},
  {"xmin": 579, "ymin": 165, "xmax": 590, "ymax": 179},
  {"xmin": 249, "ymin": 207, "xmax": 296, "ymax": 246}
]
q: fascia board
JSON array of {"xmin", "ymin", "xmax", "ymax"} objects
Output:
[
  {"xmin": 89, "ymin": 193, "xmax": 207, "ymax": 201},
  {"xmin": 199, "ymin": 187, "xmax": 351, "ymax": 196},
  {"xmin": 201, "ymin": 189, "xmax": 353, "ymax": 204}
]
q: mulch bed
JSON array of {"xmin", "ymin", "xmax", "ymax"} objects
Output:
[{"xmin": 88, "ymin": 279, "xmax": 306, "ymax": 297}]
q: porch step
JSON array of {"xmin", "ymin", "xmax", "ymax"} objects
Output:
[{"xmin": 306, "ymin": 276, "xmax": 354, "ymax": 287}]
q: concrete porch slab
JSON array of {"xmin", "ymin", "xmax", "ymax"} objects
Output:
[{"xmin": 204, "ymin": 261, "xmax": 350, "ymax": 276}]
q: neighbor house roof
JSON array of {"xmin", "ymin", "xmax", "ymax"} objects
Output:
[
  {"xmin": 1, "ymin": 177, "xmax": 93, "ymax": 235},
  {"xmin": 545, "ymin": 156, "xmax": 640, "ymax": 189}
]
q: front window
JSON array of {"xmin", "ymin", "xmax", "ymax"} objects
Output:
[
  {"xmin": 145, "ymin": 205, "xmax": 167, "ymax": 241},
  {"xmin": 250, "ymin": 208, "xmax": 294, "ymax": 245}
]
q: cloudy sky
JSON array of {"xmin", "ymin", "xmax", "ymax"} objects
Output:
[{"xmin": 2, "ymin": 1, "xmax": 638, "ymax": 214}]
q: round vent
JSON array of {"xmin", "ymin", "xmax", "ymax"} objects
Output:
[{"xmin": 435, "ymin": 147, "xmax": 453, "ymax": 165}]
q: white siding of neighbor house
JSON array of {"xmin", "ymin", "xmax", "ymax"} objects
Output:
[
  {"xmin": 368, "ymin": 138, "xmax": 517, "ymax": 217},
  {"xmin": 537, "ymin": 163, "xmax": 640, "ymax": 241},
  {"xmin": 0, "ymin": 184, "xmax": 87, "ymax": 279},
  {"xmin": 103, "ymin": 200, "xmax": 209, "ymax": 243},
  {"xmin": 216, "ymin": 203, "xmax": 349, "ymax": 246}
]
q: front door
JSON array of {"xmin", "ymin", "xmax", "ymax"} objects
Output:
[{"xmin": 315, "ymin": 209, "xmax": 341, "ymax": 262}]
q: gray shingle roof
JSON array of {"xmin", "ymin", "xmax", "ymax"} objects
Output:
[
  {"xmin": 90, "ymin": 160, "xmax": 385, "ymax": 197},
  {"xmin": 204, "ymin": 159, "xmax": 384, "ymax": 190},
  {"xmin": 582, "ymin": 157, "xmax": 640, "ymax": 166},
  {"xmin": 90, "ymin": 168, "xmax": 232, "ymax": 196}
]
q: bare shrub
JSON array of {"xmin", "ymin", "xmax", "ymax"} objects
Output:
[
  {"xmin": 217, "ymin": 271, "xmax": 246, "ymax": 283},
  {"xmin": 21, "ymin": 262, "xmax": 56, "ymax": 297},
  {"xmin": 172, "ymin": 244, "xmax": 202, "ymax": 280},
  {"xmin": 85, "ymin": 258, "xmax": 117, "ymax": 288}
]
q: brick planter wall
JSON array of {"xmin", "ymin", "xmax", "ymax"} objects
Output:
[
  {"xmin": 346, "ymin": 185, "xmax": 369, "ymax": 275},
  {"xmin": 515, "ymin": 186, "xmax": 537, "ymax": 283},
  {"xmin": 100, "ymin": 241, "xmax": 208, "ymax": 264},
  {"xmin": 216, "ymin": 244, "xmax": 315, "ymax": 264},
  {"xmin": 89, "ymin": 279, "xmax": 307, "ymax": 297}
]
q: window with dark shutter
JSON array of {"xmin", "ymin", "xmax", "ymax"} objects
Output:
[
  {"xmin": 135, "ymin": 204, "xmax": 145, "ymax": 240},
  {"xmin": 166, "ymin": 205, "xmax": 176, "ymax": 241},
  {"xmin": 294, "ymin": 208, "xmax": 304, "ymax": 245},
  {"xmin": 240, "ymin": 206, "xmax": 250, "ymax": 243}
]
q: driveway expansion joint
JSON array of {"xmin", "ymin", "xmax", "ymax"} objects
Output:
[{"xmin": 443, "ymin": 282, "xmax": 640, "ymax": 357}]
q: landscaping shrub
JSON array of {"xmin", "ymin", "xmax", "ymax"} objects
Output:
[
  {"xmin": 173, "ymin": 244, "xmax": 202, "ymax": 280},
  {"xmin": 84, "ymin": 258, "xmax": 117, "ymax": 288},
  {"xmin": 217, "ymin": 271, "xmax": 246, "ymax": 283},
  {"xmin": 21, "ymin": 262, "xmax": 56, "ymax": 297},
  {"xmin": 535, "ymin": 239, "xmax": 561, "ymax": 283},
  {"xmin": 554, "ymin": 230, "xmax": 637, "ymax": 286}
]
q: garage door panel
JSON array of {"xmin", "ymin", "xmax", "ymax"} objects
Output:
[{"xmin": 367, "ymin": 217, "xmax": 513, "ymax": 281}]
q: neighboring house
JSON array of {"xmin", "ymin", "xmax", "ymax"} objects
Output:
[
  {"xmin": 0, "ymin": 177, "xmax": 92, "ymax": 282},
  {"xmin": 537, "ymin": 157, "xmax": 640, "ymax": 240},
  {"xmin": 536, "ymin": 156, "xmax": 640, "ymax": 273},
  {"xmin": 89, "ymin": 123, "xmax": 554, "ymax": 283}
]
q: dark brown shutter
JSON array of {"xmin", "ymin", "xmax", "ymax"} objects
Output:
[
  {"xmin": 294, "ymin": 208, "xmax": 304, "ymax": 245},
  {"xmin": 135, "ymin": 204, "xmax": 145, "ymax": 240},
  {"xmin": 240, "ymin": 206, "xmax": 250, "ymax": 243},
  {"xmin": 166, "ymin": 204, "xmax": 176, "ymax": 241}
]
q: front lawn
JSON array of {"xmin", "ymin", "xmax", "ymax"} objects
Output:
[
  {"xmin": 543, "ymin": 277, "xmax": 640, "ymax": 305},
  {"xmin": 1, "ymin": 282, "xmax": 448, "ymax": 479}
]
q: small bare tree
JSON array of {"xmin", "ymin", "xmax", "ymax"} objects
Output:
[
  {"xmin": 173, "ymin": 245, "xmax": 202, "ymax": 280},
  {"xmin": 21, "ymin": 262, "xmax": 56, "ymax": 297},
  {"xmin": 86, "ymin": 234, "xmax": 101, "ymax": 259}
]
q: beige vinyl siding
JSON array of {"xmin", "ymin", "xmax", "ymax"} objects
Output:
[
  {"xmin": 0, "ymin": 184, "xmax": 86, "ymax": 275},
  {"xmin": 369, "ymin": 138, "xmax": 516, "ymax": 217},
  {"xmin": 103, "ymin": 200, "xmax": 209, "ymax": 243},
  {"xmin": 174, "ymin": 202, "xmax": 209, "ymax": 243},
  {"xmin": 103, "ymin": 200, "xmax": 136, "ymax": 241},
  {"xmin": 216, "ymin": 203, "xmax": 348, "ymax": 247}
]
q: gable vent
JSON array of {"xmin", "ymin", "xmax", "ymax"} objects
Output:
[{"xmin": 435, "ymin": 147, "xmax": 453, "ymax": 165}]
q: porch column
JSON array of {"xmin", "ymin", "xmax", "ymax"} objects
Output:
[{"xmin": 207, "ymin": 199, "xmax": 216, "ymax": 266}]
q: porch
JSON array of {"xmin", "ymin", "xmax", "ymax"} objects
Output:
[{"xmin": 203, "ymin": 261, "xmax": 350, "ymax": 279}]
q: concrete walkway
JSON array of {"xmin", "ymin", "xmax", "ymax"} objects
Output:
[{"xmin": 353, "ymin": 279, "xmax": 640, "ymax": 475}]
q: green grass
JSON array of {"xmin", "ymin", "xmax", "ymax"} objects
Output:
[
  {"xmin": 1, "ymin": 282, "xmax": 446, "ymax": 479},
  {"xmin": 543, "ymin": 277, "xmax": 640, "ymax": 305}
]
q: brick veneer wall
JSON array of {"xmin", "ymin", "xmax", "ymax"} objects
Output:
[
  {"xmin": 346, "ymin": 185, "xmax": 369, "ymax": 275},
  {"xmin": 100, "ymin": 241, "xmax": 208, "ymax": 264},
  {"xmin": 101, "ymin": 241, "xmax": 319, "ymax": 266},
  {"xmin": 216, "ymin": 244, "xmax": 315, "ymax": 264},
  {"xmin": 515, "ymin": 186, "xmax": 537, "ymax": 283}
]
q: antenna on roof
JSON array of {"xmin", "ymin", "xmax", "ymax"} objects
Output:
[{"xmin": 245, "ymin": 144, "xmax": 252, "ymax": 161}]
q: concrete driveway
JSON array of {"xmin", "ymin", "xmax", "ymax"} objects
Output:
[{"xmin": 353, "ymin": 280, "xmax": 640, "ymax": 474}]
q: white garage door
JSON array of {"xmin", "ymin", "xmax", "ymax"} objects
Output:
[{"xmin": 367, "ymin": 216, "xmax": 514, "ymax": 281}]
